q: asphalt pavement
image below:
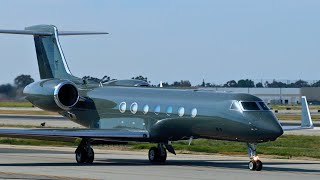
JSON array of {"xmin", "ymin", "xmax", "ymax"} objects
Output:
[{"xmin": 0, "ymin": 145, "xmax": 319, "ymax": 180}]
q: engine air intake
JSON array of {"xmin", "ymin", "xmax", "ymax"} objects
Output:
[{"xmin": 54, "ymin": 81, "xmax": 79, "ymax": 110}]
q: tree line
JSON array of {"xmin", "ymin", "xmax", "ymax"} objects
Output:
[
  {"xmin": 215, "ymin": 79, "xmax": 319, "ymax": 88},
  {"xmin": 2, "ymin": 75, "xmax": 320, "ymax": 100},
  {"xmin": 0, "ymin": 75, "xmax": 34, "ymax": 99},
  {"xmin": 130, "ymin": 77, "xmax": 320, "ymax": 88}
]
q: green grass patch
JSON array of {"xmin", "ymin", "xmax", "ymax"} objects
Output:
[
  {"xmin": 0, "ymin": 101, "xmax": 33, "ymax": 107},
  {"xmin": 0, "ymin": 124, "xmax": 68, "ymax": 128},
  {"xmin": 0, "ymin": 124, "xmax": 47, "ymax": 128},
  {"xmin": 1, "ymin": 135, "xmax": 319, "ymax": 159},
  {"xmin": 258, "ymin": 135, "xmax": 320, "ymax": 158},
  {"xmin": 0, "ymin": 137, "xmax": 79, "ymax": 146},
  {"xmin": 132, "ymin": 135, "xmax": 320, "ymax": 159}
]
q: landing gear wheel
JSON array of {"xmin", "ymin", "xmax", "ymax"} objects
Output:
[
  {"xmin": 148, "ymin": 146, "xmax": 167, "ymax": 163},
  {"xmin": 76, "ymin": 150, "xmax": 86, "ymax": 164},
  {"xmin": 85, "ymin": 147, "xmax": 94, "ymax": 164},
  {"xmin": 75, "ymin": 139, "xmax": 95, "ymax": 164},
  {"xmin": 248, "ymin": 160, "xmax": 263, "ymax": 171},
  {"xmin": 255, "ymin": 160, "xmax": 263, "ymax": 171},
  {"xmin": 248, "ymin": 160, "xmax": 257, "ymax": 171},
  {"xmin": 158, "ymin": 148, "xmax": 167, "ymax": 162},
  {"xmin": 148, "ymin": 147, "xmax": 158, "ymax": 162},
  {"xmin": 75, "ymin": 147, "xmax": 95, "ymax": 164}
]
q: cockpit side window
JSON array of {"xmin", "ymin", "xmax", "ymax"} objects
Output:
[
  {"xmin": 241, "ymin": 102, "xmax": 260, "ymax": 111},
  {"xmin": 230, "ymin": 101, "xmax": 241, "ymax": 111},
  {"xmin": 258, "ymin": 102, "xmax": 270, "ymax": 110}
]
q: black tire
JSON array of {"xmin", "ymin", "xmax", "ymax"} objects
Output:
[
  {"xmin": 158, "ymin": 148, "xmax": 167, "ymax": 162},
  {"xmin": 85, "ymin": 147, "xmax": 95, "ymax": 164},
  {"xmin": 248, "ymin": 160, "xmax": 256, "ymax": 171},
  {"xmin": 148, "ymin": 147, "xmax": 158, "ymax": 162},
  {"xmin": 75, "ymin": 150, "xmax": 86, "ymax": 164},
  {"xmin": 255, "ymin": 160, "xmax": 263, "ymax": 171}
]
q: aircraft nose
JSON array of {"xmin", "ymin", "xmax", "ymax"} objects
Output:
[
  {"xmin": 253, "ymin": 112, "xmax": 284, "ymax": 140},
  {"xmin": 264, "ymin": 115, "xmax": 283, "ymax": 139},
  {"xmin": 269, "ymin": 121, "xmax": 284, "ymax": 137}
]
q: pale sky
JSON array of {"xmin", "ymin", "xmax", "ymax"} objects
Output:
[{"xmin": 0, "ymin": 0, "xmax": 319, "ymax": 85}]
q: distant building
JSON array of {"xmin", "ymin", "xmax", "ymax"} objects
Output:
[
  {"xmin": 199, "ymin": 87, "xmax": 301, "ymax": 104},
  {"xmin": 300, "ymin": 87, "xmax": 320, "ymax": 104}
]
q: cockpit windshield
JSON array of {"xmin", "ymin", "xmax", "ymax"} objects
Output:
[
  {"xmin": 258, "ymin": 102, "xmax": 270, "ymax": 110},
  {"xmin": 241, "ymin": 102, "xmax": 260, "ymax": 110},
  {"xmin": 230, "ymin": 101, "xmax": 271, "ymax": 111}
]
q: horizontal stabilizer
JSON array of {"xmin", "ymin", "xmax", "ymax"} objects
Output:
[
  {"xmin": 59, "ymin": 31, "xmax": 109, "ymax": 35},
  {"xmin": 0, "ymin": 29, "xmax": 52, "ymax": 36},
  {"xmin": 0, "ymin": 29, "xmax": 108, "ymax": 36}
]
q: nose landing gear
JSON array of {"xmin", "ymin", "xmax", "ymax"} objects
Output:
[
  {"xmin": 247, "ymin": 143, "xmax": 263, "ymax": 171},
  {"xmin": 249, "ymin": 159, "xmax": 262, "ymax": 171}
]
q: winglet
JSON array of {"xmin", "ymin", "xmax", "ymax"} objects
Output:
[{"xmin": 301, "ymin": 96, "xmax": 313, "ymax": 128}]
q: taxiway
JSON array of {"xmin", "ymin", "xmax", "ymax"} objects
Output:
[{"xmin": 0, "ymin": 145, "xmax": 319, "ymax": 180}]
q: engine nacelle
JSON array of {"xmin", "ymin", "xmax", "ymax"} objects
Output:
[{"xmin": 23, "ymin": 79, "xmax": 79, "ymax": 112}]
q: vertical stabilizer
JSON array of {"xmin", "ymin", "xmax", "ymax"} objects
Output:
[
  {"xmin": 301, "ymin": 96, "xmax": 313, "ymax": 128},
  {"xmin": 25, "ymin": 25, "xmax": 77, "ymax": 80},
  {"xmin": 0, "ymin": 24, "xmax": 107, "ymax": 81}
]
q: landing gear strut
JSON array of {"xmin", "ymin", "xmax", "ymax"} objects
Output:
[
  {"xmin": 247, "ymin": 143, "xmax": 262, "ymax": 171},
  {"xmin": 148, "ymin": 143, "xmax": 168, "ymax": 163},
  {"xmin": 75, "ymin": 138, "xmax": 94, "ymax": 164}
]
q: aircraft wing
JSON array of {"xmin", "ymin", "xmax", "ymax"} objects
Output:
[
  {"xmin": 281, "ymin": 96, "xmax": 314, "ymax": 131},
  {"xmin": 0, "ymin": 128, "xmax": 149, "ymax": 142}
]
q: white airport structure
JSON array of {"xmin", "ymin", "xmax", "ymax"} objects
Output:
[{"xmin": 200, "ymin": 87, "xmax": 320, "ymax": 105}]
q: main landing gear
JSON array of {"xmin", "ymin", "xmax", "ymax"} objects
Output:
[
  {"xmin": 148, "ymin": 143, "xmax": 176, "ymax": 163},
  {"xmin": 75, "ymin": 138, "xmax": 94, "ymax": 164},
  {"xmin": 247, "ymin": 143, "xmax": 262, "ymax": 171}
]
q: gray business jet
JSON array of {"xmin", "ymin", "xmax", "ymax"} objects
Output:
[{"xmin": 0, "ymin": 25, "xmax": 313, "ymax": 171}]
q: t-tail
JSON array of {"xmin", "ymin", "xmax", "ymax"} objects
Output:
[{"xmin": 0, "ymin": 24, "xmax": 108, "ymax": 80}]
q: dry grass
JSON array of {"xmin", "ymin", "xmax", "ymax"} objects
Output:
[
  {"xmin": 270, "ymin": 104, "xmax": 320, "ymax": 110},
  {"xmin": 0, "ymin": 101, "xmax": 33, "ymax": 107},
  {"xmin": 276, "ymin": 114, "xmax": 320, "ymax": 121},
  {"xmin": 0, "ymin": 110, "xmax": 58, "ymax": 115}
]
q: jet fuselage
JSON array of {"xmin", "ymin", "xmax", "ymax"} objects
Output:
[{"xmin": 56, "ymin": 85, "xmax": 284, "ymax": 143}]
